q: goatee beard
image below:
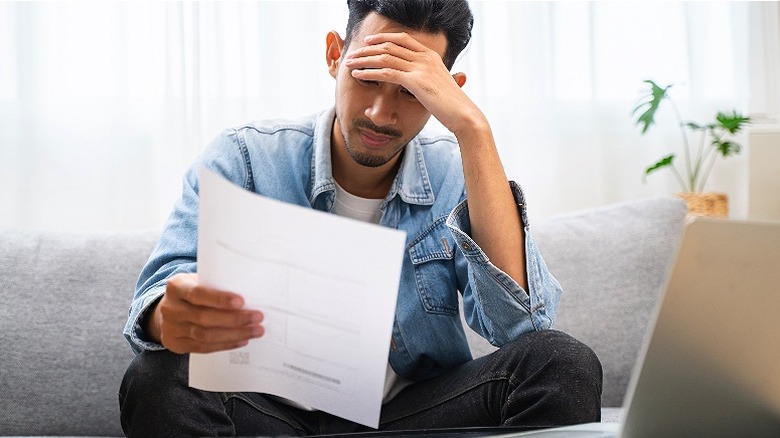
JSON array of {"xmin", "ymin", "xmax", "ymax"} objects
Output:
[
  {"xmin": 343, "ymin": 119, "xmax": 403, "ymax": 168},
  {"xmin": 346, "ymin": 149, "xmax": 393, "ymax": 168}
]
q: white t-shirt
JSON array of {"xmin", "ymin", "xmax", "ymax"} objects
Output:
[{"xmin": 332, "ymin": 181, "xmax": 413, "ymax": 403}]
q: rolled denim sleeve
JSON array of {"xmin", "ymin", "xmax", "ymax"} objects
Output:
[
  {"xmin": 124, "ymin": 284, "xmax": 167, "ymax": 354},
  {"xmin": 123, "ymin": 128, "xmax": 251, "ymax": 354},
  {"xmin": 445, "ymin": 181, "xmax": 562, "ymax": 347}
]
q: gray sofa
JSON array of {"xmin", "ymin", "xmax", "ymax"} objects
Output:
[{"xmin": 0, "ymin": 197, "xmax": 687, "ymax": 436}]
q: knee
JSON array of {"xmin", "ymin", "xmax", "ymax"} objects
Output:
[
  {"xmin": 120, "ymin": 349, "xmax": 189, "ymax": 402},
  {"xmin": 499, "ymin": 331, "xmax": 603, "ymax": 425},
  {"xmin": 508, "ymin": 330, "xmax": 603, "ymax": 411},
  {"xmin": 539, "ymin": 330, "xmax": 602, "ymax": 382},
  {"xmin": 119, "ymin": 350, "xmax": 200, "ymax": 436},
  {"xmin": 510, "ymin": 330, "xmax": 602, "ymax": 379}
]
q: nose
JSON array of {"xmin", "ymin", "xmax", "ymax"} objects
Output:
[{"xmin": 364, "ymin": 91, "xmax": 397, "ymax": 127}]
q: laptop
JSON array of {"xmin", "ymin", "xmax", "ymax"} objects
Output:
[{"xmin": 506, "ymin": 217, "xmax": 780, "ymax": 437}]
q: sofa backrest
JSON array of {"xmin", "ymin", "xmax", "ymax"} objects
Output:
[{"xmin": 0, "ymin": 229, "xmax": 157, "ymax": 436}]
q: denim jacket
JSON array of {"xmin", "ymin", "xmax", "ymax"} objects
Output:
[{"xmin": 124, "ymin": 108, "xmax": 562, "ymax": 382}]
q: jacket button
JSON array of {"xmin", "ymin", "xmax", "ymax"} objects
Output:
[{"xmin": 461, "ymin": 242, "xmax": 472, "ymax": 251}]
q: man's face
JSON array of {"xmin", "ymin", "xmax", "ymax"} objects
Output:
[{"xmin": 329, "ymin": 13, "xmax": 448, "ymax": 169}]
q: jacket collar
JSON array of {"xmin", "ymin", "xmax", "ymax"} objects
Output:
[{"xmin": 310, "ymin": 108, "xmax": 435, "ymax": 207}]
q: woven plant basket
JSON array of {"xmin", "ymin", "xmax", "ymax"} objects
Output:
[{"xmin": 676, "ymin": 192, "xmax": 728, "ymax": 218}]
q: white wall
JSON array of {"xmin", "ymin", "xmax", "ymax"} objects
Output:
[{"xmin": 0, "ymin": 1, "xmax": 776, "ymax": 231}]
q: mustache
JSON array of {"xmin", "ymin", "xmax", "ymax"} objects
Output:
[{"xmin": 353, "ymin": 119, "xmax": 402, "ymax": 139}]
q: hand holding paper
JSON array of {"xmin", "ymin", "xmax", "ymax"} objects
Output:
[{"xmin": 148, "ymin": 272, "xmax": 264, "ymax": 354}]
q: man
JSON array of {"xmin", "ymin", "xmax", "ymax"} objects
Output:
[{"xmin": 120, "ymin": 0, "xmax": 602, "ymax": 436}]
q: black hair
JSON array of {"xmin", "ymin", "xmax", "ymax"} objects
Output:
[{"xmin": 344, "ymin": 0, "xmax": 473, "ymax": 69}]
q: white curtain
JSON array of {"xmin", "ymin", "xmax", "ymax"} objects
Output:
[{"xmin": 0, "ymin": 1, "xmax": 767, "ymax": 231}]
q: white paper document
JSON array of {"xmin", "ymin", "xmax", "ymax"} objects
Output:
[{"xmin": 189, "ymin": 168, "xmax": 406, "ymax": 428}]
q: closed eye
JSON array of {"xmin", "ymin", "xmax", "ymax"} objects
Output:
[
  {"xmin": 356, "ymin": 78, "xmax": 416, "ymax": 100},
  {"xmin": 400, "ymin": 87, "xmax": 417, "ymax": 100},
  {"xmin": 357, "ymin": 79, "xmax": 379, "ymax": 86}
]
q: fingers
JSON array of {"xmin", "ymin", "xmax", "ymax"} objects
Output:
[
  {"xmin": 184, "ymin": 305, "xmax": 263, "ymax": 329},
  {"xmin": 344, "ymin": 45, "xmax": 427, "ymax": 89},
  {"xmin": 346, "ymin": 42, "xmax": 416, "ymax": 64},
  {"xmin": 344, "ymin": 31, "xmax": 437, "ymax": 70},
  {"xmin": 344, "ymin": 32, "xmax": 450, "ymax": 91},
  {"xmin": 167, "ymin": 273, "xmax": 245, "ymax": 310},
  {"xmin": 164, "ymin": 321, "xmax": 265, "ymax": 354},
  {"xmin": 345, "ymin": 39, "xmax": 422, "ymax": 73},
  {"xmin": 158, "ymin": 273, "xmax": 265, "ymax": 354},
  {"xmin": 344, "ymin": 50, "xmax": 413, "ymax": 85},
  {"xmin": 363, "ymin": 32, "xmax": 428, "ymax": 52}
]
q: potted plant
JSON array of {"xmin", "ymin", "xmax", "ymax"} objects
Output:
[{"xmin": 632, "ymin": 79, "xmax": 751, "ymax": 217}]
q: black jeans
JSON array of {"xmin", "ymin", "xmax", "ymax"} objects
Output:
[{"xmin": 119, "ymin": 330, "xmax": 602, "ymax": 437}]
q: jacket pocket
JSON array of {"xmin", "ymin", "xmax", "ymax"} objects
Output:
[{"xmin": 408, "ymin": 218, "xmax": 458, "ymax": 315}]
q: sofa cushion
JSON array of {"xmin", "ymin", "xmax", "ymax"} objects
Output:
[
  {"xmin": 540, "ymin": 197, "xmax": 686, "ymax": 407},
  {"xmin": 0, "ymin": 229, "xmax": 157, "ymax": 436}
]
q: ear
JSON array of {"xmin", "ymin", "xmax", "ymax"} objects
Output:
[
  {"xmin": 452, "ymin": 72, "xmax": 467, "ymax": 88},
  {"xmin": 326, "ymin": 31, "xmax": 345, "ymax": 79}
]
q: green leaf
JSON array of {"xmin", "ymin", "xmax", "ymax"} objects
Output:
[
  {"xmin": 685, "ymin": 121, "xmax": 704, "ymax": 130},
  {"xmin": 715, "ymin": 140, "xmax": 742, "ymax": 157},
  {"xmin": 632, "ymin": 80, "xmax": 672, "ymax": 134},
  {"xmin": 716, "ymin": 110, "xmax": 751, "ymax": 134},
  {"xmin": 644, "ymin": 154, "xmax": 675, "ymax": 180}
]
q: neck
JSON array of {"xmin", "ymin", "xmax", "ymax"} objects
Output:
[
  {"xmin": 331, "ymin": 121, "xmax": 402, "ymax": 199},
  {"xmin": 332, "ymin": 147, "xmax": 401, "ymax": 199}
]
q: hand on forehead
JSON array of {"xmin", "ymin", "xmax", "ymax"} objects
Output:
[{"xmin": 350, "ymin": 12, "xmax": 448, "ymax": 61}]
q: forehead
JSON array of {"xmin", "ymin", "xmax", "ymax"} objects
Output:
[{"xmin": 352, "ymin": 12, "xmax": 448, "ymax": 60}]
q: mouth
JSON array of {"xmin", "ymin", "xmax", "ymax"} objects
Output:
[{"xmin": 358, "ymin": 128, "xmax": 395, "ymax": 149}]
